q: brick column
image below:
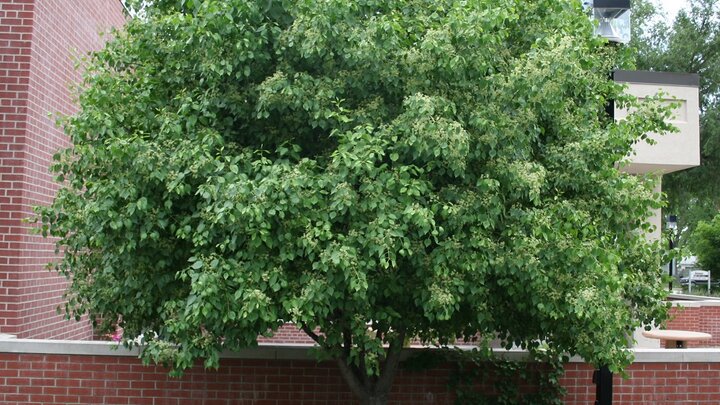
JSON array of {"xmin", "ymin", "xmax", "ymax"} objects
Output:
[{"xmin": 0, "ymin": 0, "xmax": 125, "ymax": 339}]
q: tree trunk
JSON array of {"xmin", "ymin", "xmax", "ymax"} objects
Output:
[{"xmin": 301, "ymin": 326, "xmax": 404, "ymax": 405}]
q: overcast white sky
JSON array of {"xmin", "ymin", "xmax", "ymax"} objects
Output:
[{"xmin": 654, "ymin": 0, "xmax": 691, "ymax": 23}]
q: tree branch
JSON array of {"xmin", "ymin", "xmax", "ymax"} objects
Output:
[
  {"xmin": 345, "ymin": 327, "xmax": 370, "ymax": 389},
  {"xmin": 300, "ymin": 323, "xmax": 321, "ymax": 345},
  {"xmin": 376, "ymin": 328, "xmax": 406, "ymax": 396},
  {"xmin": 336, "ymin": 357, "xmax": 368, "ymax": 400},
  {"xmin": 337, "ymin": 327, "xmax": 374, "ymax": 400},
  {"xmin": 304, "ymin": 323, "xmax": 372, "ymax": 400},
  {"xmin": 343, "ymin": 327, "xmax": 352, "ymax": 358}
]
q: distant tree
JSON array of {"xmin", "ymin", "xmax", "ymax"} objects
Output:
[
  {"xmin": 39, "ymin": 1, "xmax": 672, "ymax": 403},
  {"xmin": 692, "ymin": 214, "xmax": 720, "ymax": 277},
  {"xmin": 633, "ymin": 0, "xmax": 720, "ymax": 238}
]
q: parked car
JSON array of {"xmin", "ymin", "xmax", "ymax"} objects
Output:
[{"xmin": 680, "ymin": 270, "xmax": 711, "ymax": 286}]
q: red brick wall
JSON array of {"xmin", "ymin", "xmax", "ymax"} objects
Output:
[
  {"xmin": 254, "ymin": 323, "xmax": 473, "ymax": 347},
  {"xmin": 0, "ymin": 352, "xmax": 718, "ymax": 404},
  {"xmin": 0, "ymin": 0, "xmax": 125, "ymax": 339},
  {"xmin": 563, "ymin": 362, "xmax": 720, "ymax": 404},
  {"xmin": 0, "ymin": 0, "xmax": 32, "ymax": 340},
  {"xmin": 666, "ymin": 304, "xmax": 720, "ymax": 348},
  {"xmin": 256, "ymin": 323, "xmax": 317, "ymax": 345}
]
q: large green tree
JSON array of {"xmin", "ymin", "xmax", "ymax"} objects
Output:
[
  {"xmin": 40, "ymin": 1, "xmax": 672, "ymax": 403},
  {"xmin": 633, "ymin": 0, "xmax": 720, "ymax": 238},
  {"xmin": 692, "ymin": 214, "xmax": 720, "ymax": 277}
]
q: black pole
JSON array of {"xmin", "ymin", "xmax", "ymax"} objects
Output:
[
  {"xmin": 668, "ymin": 237, "xmax": 675, "ymax": 291},
  {"xmin": 667, "ymin": 214, "xmax": 677, "ymax": 292},
  {"xmin": 593, "ymin": 365, "xmax": 613, "ymax": 405}
]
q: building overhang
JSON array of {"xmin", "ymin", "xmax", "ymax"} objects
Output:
[{"xmin": 613, "ymin": 70, "xmax": 701, "ymax": 175}]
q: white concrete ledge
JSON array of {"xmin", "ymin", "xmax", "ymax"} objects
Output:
[
  {"xmin": 0, "ymin": 339, "xmax": 317, "ymax": 360},
  {"xmin": 0, "ymin": 339, "xmax": 141, "ymax": 357},
  {"xmin": 1, "ymin": 338, "xmax": 719, "ymax": 363},
  {"xmin": 631, "ymin": 348, "xmax": 720, "ymax": 362},
  {"xmin": 668, "ymin": 295, "xmax": 720, "ymax": 304}
]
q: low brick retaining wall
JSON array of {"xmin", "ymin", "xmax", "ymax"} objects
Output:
[
  {"xmin": 563, "ymin": 360, "xmax": 720, "ymax": 404},
  {"xmin": 666, "ymin": 300, "xmax": 720, "ymax": 348},
  {"xmin": 1, "ymin": 340, "xmax": 720, "ymax": 404}
]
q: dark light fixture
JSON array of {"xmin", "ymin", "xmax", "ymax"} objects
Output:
[{"xmin": 584, "ymin": 0, "xmax": 632, "ymax": 44}]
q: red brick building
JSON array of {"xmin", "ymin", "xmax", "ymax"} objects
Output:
[
  {"xmin": 0, "ymin": 3, "xmax": 716, "ymax": 404},
  {"xmin": 0, "ymin": 0, "xmax": 125, "ymax": 339}
]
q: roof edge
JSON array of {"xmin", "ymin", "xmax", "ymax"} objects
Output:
[{"xmin": 614, "ymin": 70, "xmax": 700, "ymax": 87}]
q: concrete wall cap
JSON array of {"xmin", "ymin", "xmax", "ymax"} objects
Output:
[{"xmin": 1, "ymin": 339, "xmax": 719, "ymax": 363}]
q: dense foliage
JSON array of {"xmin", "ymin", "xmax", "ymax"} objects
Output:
[
  {"xmin": 40, "ymin": 1, "xmax": 673, "ymax": 403},
  {"xmin": 445, "ymin": 348, "xmax": 566, "ymax": 405},
  {"xmin": 692, "ymin": 214, "xmax": 720, "ymax": 277}
]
